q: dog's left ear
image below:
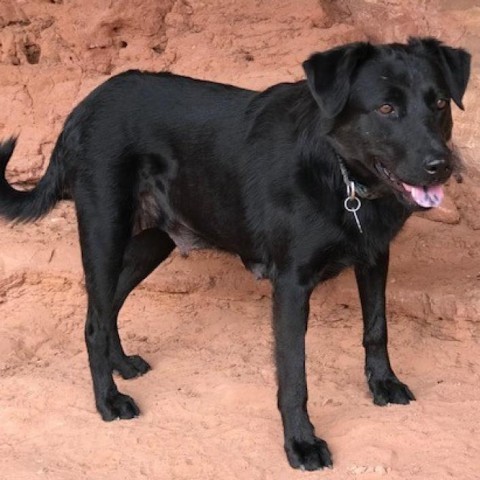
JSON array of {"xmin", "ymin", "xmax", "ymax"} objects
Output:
[
  {"xmin": 303, "ymin": 42, "xmax": 373, "ymax": 119},
  {"xmin": 409, "ymin": 37, "xmax": 471, "ymax": 110}
]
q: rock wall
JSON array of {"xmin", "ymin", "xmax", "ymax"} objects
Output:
[{"xmin": 0, "ymin": 0, "xmax": 478, "ymax": 184}]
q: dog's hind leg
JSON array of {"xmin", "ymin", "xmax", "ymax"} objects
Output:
[
  {"xmin": 76, "ymin": 170, "xmax": 143, "ymax": 420},
  {"xmin": 109, "ymin": 228, "xmax": 175, "ymax": 379}
]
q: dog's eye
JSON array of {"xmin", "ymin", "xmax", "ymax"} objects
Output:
[
  {"xmin": 436, "ymin": 98, "xmax": 448, "ymax": 110},
  {"xmin": 377, "ymin": 104, "xmax": 394, "ymax": 115}
]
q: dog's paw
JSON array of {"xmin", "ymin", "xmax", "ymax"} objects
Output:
[
  {"xmin": 369, "ymin": 377, "xmax": 416, "ymax": 406},
  {"xmin": 113, "ymin": 354, "xmax": 151, "ymax": 379},
  {"xmin": 285, "ymin": 438, "xmax": 333, "ymax": 471},
  {"xmin": 98, "ymin": 392, "xmax": 140, "ymax": 421}
]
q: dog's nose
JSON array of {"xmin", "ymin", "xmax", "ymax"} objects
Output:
[{"xmin": 424, "ymin": 157, "xmax": 450, "ymax": 176}]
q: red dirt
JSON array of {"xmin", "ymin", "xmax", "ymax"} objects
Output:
[{"xmin": 0, "ymin": 1, "xmax": 479, "ymax": 479}]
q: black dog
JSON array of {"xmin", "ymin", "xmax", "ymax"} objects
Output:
[{"xmin": 0, "ymin": 37, "xmax": 470, "ymax": 470}]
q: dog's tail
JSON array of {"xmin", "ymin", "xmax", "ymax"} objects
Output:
[{"xmin": 0, "ymin": 137, "xmax": 65, "ymax": 222}]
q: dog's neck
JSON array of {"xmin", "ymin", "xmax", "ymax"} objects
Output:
[{"xmin": 335, "ymin": 154, "xmax": 388, "ymax": 200}]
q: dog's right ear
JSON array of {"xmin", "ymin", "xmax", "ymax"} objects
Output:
[
  {"xmin": 303, "ymin": 43, "xmax": 373, "ymax": 119},
  {"xmin": 408, "ymin": 37, "xmax": 471, "ymax": 110}
]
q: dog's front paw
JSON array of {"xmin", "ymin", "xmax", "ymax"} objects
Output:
[
  {"xmin": 98, "ymin": 392, "xmax": 140, "ymax": 421},
  {"xmin": 369, "ymin": 376, "xmax": 415, "ymax": 406},
  {"xmin": 285, "ymin": 438, "xmax": 333, "ymax": 471},
  {"xmin": 113, "ymin": 354, "xmax": 151, "ymax": 379}
]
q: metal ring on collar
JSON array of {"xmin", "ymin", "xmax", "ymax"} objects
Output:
[{"xmin": 344, "ymin": 196, "xmax": 361, "ymax": 212}]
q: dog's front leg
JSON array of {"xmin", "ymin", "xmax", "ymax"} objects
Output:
[
  {"xmin": 355, "ymin": 248, "xmax": 415, "ymax": 406},
  {"xmin": 273, "ymin": 275, "xmax": 332, "ymax": 470}
]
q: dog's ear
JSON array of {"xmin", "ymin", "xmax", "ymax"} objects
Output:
[
  {"xmin": 409, "ymin": 37, "xmax": 471, "ymax": 110},
  {"xmin": 303, "ymin": 43, "xmax": 373, "ymax": 119}
]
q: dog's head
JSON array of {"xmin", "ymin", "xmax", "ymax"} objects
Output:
[{"xmin": 303, "ymin": 38, "xmax": 471, "ymax": 209}]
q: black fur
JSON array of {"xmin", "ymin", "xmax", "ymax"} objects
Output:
[{"xmin": 0, "ymin": 37, "xmax": 470, "ymax": 470}]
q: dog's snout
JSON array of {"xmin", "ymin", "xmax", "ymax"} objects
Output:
[{"xmin": 424, "ymin": 157, "xmax": 451, "ymax": 177}]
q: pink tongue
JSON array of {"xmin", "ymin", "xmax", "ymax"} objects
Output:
[{"xmin": 402, "ymin": 183, "xmax": 444, "ymax": 208}]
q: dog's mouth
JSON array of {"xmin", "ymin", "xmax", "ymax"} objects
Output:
[{"xmin": 375, "ymin": 163, "xmax": 444, "ymax": 208}]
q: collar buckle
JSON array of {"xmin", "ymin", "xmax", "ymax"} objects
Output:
[
  {"xmin": 337, "ymin": 155, "xmax": 365, "ymax": 234},
  {"xmin": 343, "ymin": 179, "xmax": 363, "ymax": 234}
]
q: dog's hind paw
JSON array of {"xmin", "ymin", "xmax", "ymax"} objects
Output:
[
  {"xmin": 369, "ymin": 377, "xmax": 416, "ymax": 406},
  {"xmin": 98, "ymin": 392, "xmax": 140, "ymax": 421},
  {"xmin": 113, "ymin": 354, "xmax": 151, "ymax": 379},
  {"xmin": 285, "ymin": 438, "xmax": 333, "ymax": 471}
]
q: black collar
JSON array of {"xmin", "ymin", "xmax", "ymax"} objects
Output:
[{"xmin": 336, "ymin": 154, "xmax": 386, "ymax": 200}]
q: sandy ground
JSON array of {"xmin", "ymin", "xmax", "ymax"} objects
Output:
[
  {"xmin": 0, "ymin": 201, "xmax": 479, "ymax": 480},
  {"xmin": 1, "ymin": 0, "xmax": 480, "ymax": 479}
]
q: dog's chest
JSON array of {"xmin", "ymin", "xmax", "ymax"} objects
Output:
[
  {"xmin": 299, "ymin": 204, "xmax": 409, "ymax": 285},
  {"xmin": 302, "ymin": 239, "xmax": 381, "ymax": 286}
]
